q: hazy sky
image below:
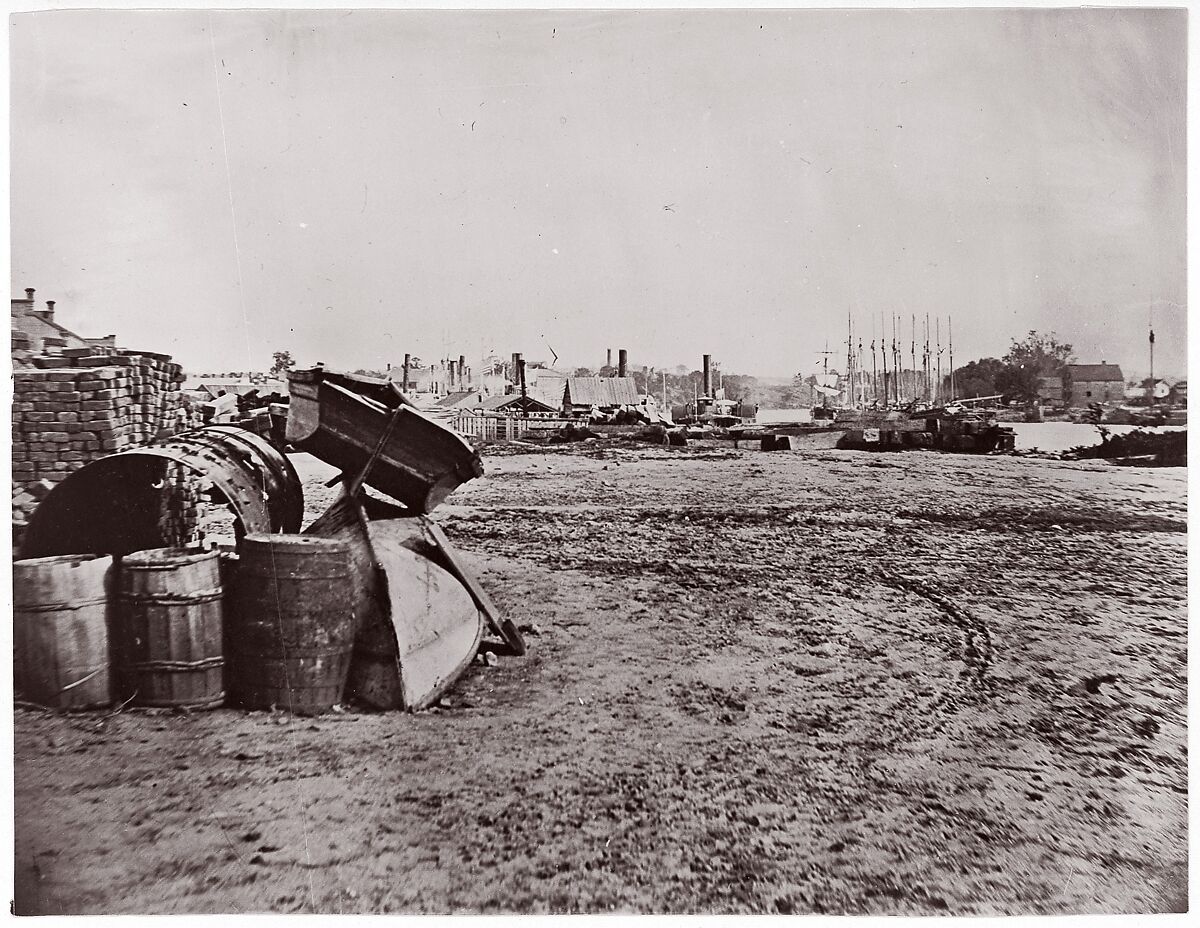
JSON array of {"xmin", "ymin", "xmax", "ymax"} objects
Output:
[{"xmin": 9, "ymin": 6, "xmax": 1187, "ymax": 378}]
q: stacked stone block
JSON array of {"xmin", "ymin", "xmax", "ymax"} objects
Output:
[
  {"xmin": 157, "ymin": 461, "xmax": 204, "ymax": 548},
  {"xmin": 11, "ymin": 349, "xmax": 187, "ymax": 529}
]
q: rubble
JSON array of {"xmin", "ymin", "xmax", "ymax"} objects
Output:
[{"xmin": 1067, "ymin": 427, "xmax": 1186, "ymax": 466}]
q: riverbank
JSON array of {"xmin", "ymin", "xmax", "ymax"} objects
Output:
[{"xmin": 12, "ymin": 446, "xmax": 1188, "ymax": 914}]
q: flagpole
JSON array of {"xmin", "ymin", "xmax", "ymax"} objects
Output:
[{"xmin": 1150, "ymin": 327, "xmax": 1155, "ymax": 386}]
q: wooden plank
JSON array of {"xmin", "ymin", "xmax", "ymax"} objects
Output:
[{"xmin": 421, "ymin": 519, "xmax": 526, "ymax": 655}]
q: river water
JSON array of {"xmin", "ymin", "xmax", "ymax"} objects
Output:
[{"xmin": 753, "ymin": 408, "xmax": 1183, "ymax": 453}]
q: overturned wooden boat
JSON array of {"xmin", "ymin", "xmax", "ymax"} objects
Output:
[
  {"xmin": 287, "ymin": 367, "xmax": 484, "ymax": 513},
  {"xmin": 304, "ymin": 488, "xmax": 497, "ymax": 711}
]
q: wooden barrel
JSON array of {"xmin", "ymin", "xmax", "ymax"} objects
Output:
[
  {"xmin": 117, "ymin": 548, "xmax": 225, "ymax": 709},
  {"xmin": 226, "ymin": 534, "xmax": 354, "ymax": 715},
  {"xmin": 13, "ymin": 553, "xmax": 115, "ymax": 710}
]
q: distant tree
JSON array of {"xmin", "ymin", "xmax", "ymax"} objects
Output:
[
  {"xmin": 723, "ymin": 374, "xmax": 759, "ymax": 402},
  {"xmin": 952, "ymin": 358, "xmax": 1006, "ymax": 399},
  {"xmin": 269, "ymin": 350, "xmax": 295, "ymax": 379},
  {"xmin": 1004, "ymin": 331, "xmax": 1075, "ymax": 376},
  {"xmin": 995, "ymin": 364, "xmax": 1041, "ymax": 405},
  {"xmin": 598, "ymin": 365, "xmax": 617, "ymax": 378},
  {"xmin": 573, "ymin": 366, "xmax": 594, "ymax": 377}
]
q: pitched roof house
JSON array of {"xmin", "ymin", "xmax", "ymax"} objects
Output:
[
  {"xmin": 478, "ymin": 394, "xmax": 558, "ymax": 414},
  {"xmin": 1064, "ymin": 363, "xmax": 1124, "ymax": 406},
  {"xmin": 563, "ymin": 376, "xmax": 640, "ymax": 413},
  {"xmin": 11, "ymin": 287, "xmax": 115, "ymax": 356}
]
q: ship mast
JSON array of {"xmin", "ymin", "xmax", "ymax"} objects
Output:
[
  {"xmin": 846, "ymin": 311, "xmax": 855, "ymax": 409},
  {"xmin": 891, "ymin": 313, "xmax": 900, "ymax": 405},
  {"xmin": 857, "ymin": 335, "xmax": 865, "ymax": 409},
  {"xmin": 880, "ymin": 311, "xmax": 890, "ymax": 408},
  {"xmin": 935, "ymin": 316, "xmax": 943, "ymax": 406},
  {"xmin": 871, "ymin": 315, "xmax": 879, "ymax": 408},
  {"xmin": 910, "ymin": 314, "xmax": 917, "ymax": 406},
  {"xmin": 948, "ymin": 315, "xmax": 955, "ymax": 401},
  {"xmin": 923, "ymin": 313, "xmax": 931, "ymax": 403},
  {"xmin": 817, "ymin": 341, "xmax": 836, "ymax": 409}
]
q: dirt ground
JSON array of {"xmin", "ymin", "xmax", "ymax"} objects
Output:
[{"xmin": 11, "ymin": 442, "xmax": 1188, "ymax": 914}]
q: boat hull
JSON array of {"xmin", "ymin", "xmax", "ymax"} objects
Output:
[
  {"xmin": 287, "ymin": 369, "xmax": 484, "ymax": 513},
  {"xmin": 303, "ymin": 490, "xmax": 482, "ymax": 711}
]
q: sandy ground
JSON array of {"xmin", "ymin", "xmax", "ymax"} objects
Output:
[{"xmin": 12, "ymin": 442, "xmax": 1188, "ymax": 914}]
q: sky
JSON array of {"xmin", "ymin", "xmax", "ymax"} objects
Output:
[{"xmin": 9, "ymin": 5, "xmax": 1188, "ymax": 380}]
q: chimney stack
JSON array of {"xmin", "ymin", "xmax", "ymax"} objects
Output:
[
  {"xmin": 607, "ymin": 348, "xmax": 613, "ymax": 368},
  {"xmin": 24, "ymin": 288, "xmax": 35, "ymax": 301},
  {"xmin": 402, "ymin": 353, "xmax": 411, "ymax": 391},
  {"xmin": 511, "ymin": 353, "xmax": 523, "ymax": 394},
  {"xmin": 703, "ymin": 354, "xmax": 712, "ymax": 397},
  {"xmin": 618, "ymin": 348, "xmax": 628, "ymax": 378},
  {"xmin": 39, "ymin": 300, "xmax": 56, "ymax": 322}
]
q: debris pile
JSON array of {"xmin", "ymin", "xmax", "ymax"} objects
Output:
[
  {"xmin": 1069, "ymin": 427, "xmax": 1186, "ymax": 466},
  {"xmin": 14, "ymin": 367, "xmax": 522, "ymax": 717}
]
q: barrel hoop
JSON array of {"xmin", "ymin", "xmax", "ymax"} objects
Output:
[
  {"xmin": 132, "ymin": 656, "xmax": 224, "ymax": 672},
  {"xmin": 230, "ymin": 651, "xmax": 346, "ymax": 660},
  {"xmin": 123, "ymin": 558, "xmax": 217, "ymax": 572},
  {"xmin": 16, "ymin": 596, "xmax": 108, "ymax": 614},
  {"xmin": 119, "ymin": 587, "xmax": 223, "ymax": 605}
]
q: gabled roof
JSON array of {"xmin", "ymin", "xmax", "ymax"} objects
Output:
[
  {"xmin": 435, "ymin": 390, "xmax": 478, "ymax": 408},
  {"xmin": 191, "ymin": 378, "xmax": 287, "ymax": 398},
  {"xmin": 478, "ymin": 394, "xmax": 557, "ymax": 412},
  {"xmin": 564, "ymin": 376, "xmax": 640, "ymax": 407},
  {"xmin": 1066, "ymin": 364, "xmax": 1124, "ymax": 382}
]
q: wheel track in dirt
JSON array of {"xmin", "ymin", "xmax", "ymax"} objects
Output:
[{"xmin": 873, "ymin": 569, "xmax": 995, "ymax": 689}]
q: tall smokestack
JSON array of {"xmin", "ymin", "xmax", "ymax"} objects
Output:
[
  {"xmin": 703, "ymin": 354, "xmax": 712, "ymax": 396},
  {"xmin": 618, "ymin": 348, "xmax": 628, "ymax": 378},
  {"xmin": 607, "ymin": 348, "xmax": 613, "ymax": 368},
  {"xmin": 511, "ymin": 353, "xmax": 523, "ymax": 395},
  {"xmin": 518, "ymin": 359, "xmax": 529, "ymax": 419},
  {"xmin": 402, "ymin": 353, "xmax": 411, "ymax": 391},
  {"xmin": 459, "ymin": 355, "xmax": 466, "ymax": 388}
]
